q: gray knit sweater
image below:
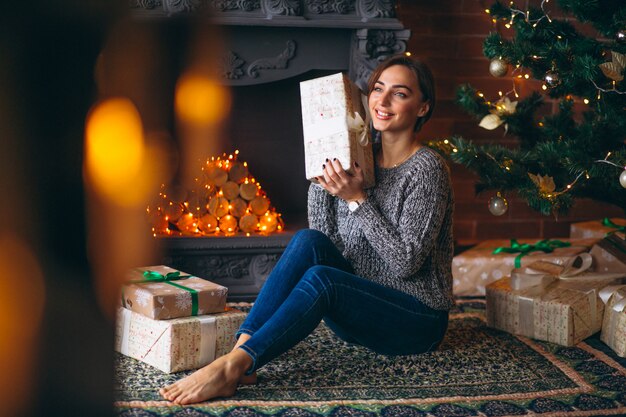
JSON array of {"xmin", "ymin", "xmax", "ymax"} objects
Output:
[{"xmin": 307, "ymin": 146, "xmax": 455, "ymax": 311}]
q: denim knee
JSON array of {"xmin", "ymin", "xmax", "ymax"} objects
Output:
[
  {"xmin": 298, "ymin": 265, "xmax": 336, "ymax": 301},
  {"xmin": 292, "ymin": 228, "xmax": 331, "ymax": 246}
]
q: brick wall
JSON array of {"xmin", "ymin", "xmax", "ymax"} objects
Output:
[{"xmin": 396, "ymin": 0, "xmax": 624, "ymax": 245}]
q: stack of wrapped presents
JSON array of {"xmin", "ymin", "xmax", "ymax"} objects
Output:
[
  {"xmin": 453, "ymin": 218, "xmax": 626, "ymax": 356},
  {"xmin": 114, "ymin": 265, "xmax": 246, "ymax": 373}
]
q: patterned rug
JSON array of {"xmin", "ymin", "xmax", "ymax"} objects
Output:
[{"xmin": 114, "ymin": 300, "xmax": 626, "ymax": 416}]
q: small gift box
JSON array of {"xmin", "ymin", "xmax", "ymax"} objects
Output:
[
  {"xmin": 589, "ymin": 233, "xmax": 626, "ymax": 273},
  {"xmin": 486, "ymin": 269, "xmax": 624, "ymax": 346},
  {"xmin": 570, "ymin": 217, "xmax": 626, "ymax": 239},
  {"xmin": 600, "ymin": 285, "xmax": 626, "ymax": 357},
  {"xmin": 114, "ymin": 307, "xmax": 247, "ymax": 373},
  {"xmin": 300, "ymin": 72, "xmax": 375, "ymax": 188},
  {"xmin": 452, "ymin": 238, "xmax": 598, "ymax": 296},
  {"xmin": 121, "ymin": 265, "xmax": 228, "ymax": 320}
]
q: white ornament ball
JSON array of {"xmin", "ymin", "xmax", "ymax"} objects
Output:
[
  {"xmin": 620, "ymin": 169, "xmax": 626, "ymax": 188},
  {"xmin": 489, "ymin": 58, "xmax": 508, "ymax": 77},
  {"xmin": 488, "ymin": 194, "xmax": 508, "ymax": 216}
]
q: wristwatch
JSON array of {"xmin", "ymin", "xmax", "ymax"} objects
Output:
[{"xmin": 348, "ymin": 200, "xmax": 361, "ymax": 212}]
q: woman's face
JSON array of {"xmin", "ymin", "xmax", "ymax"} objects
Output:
[{"xmin": 368, "ymin": 65, "xmax": 429, "ymax": 135}]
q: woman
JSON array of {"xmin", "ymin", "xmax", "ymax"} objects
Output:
[{"xmin": 160, "ymin": 54, "xmax": 455, "ymax": 404}]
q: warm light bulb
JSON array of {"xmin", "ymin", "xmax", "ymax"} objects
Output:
[
  {"xmin": 84, "ymin": 97, "xmax": 151, "ymax": 206},
  {"xmin": 175, "ymin": 73, "xmax": 231, "ymax": 125}
]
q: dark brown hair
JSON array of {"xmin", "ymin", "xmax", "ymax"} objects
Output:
[{"xmin": 367, "ymin": 54, "xmax": 436, "ymax": 132}]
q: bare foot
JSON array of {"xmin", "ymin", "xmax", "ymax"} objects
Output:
[
  {"xmin": 232, "ymin": 333, "xmax": 257, "ymax": 385},
  {"xmin": 159, "ymin": 349, "xmax": 252, "ymax": 404}
]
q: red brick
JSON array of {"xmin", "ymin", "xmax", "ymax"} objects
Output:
[
  {"xmin": 434, "ymin": 99, "xmax": 470, "ymax": 119},
  {"xmin": 476, "ymin": 220, "xmax": 542, "ymax": 239},
  {"xmin": 541, "ymin": 220, "xmax": 572, "ymax": 238},
  {"xmin": 398, "ymin": 12, "xmax": 431, "ymax": 35},
  {"xmin": 429, "ymin": 57, "xmax": 487, "ymax": 78},
  {"xmin": 435, "ymin": 77, "xmax": 463, "ymax": 100},
  {"xmin": 463, "ymin": 0, "xmax": 494, "ymax": 14},
  {"xmin": 453, "ymin": 220, "xmax": 477, "ymax": 242},
  {"xmin": 407, "ymin": 35, "xmax": 458, "ymax": 58},
  {"xmin": 402, "ymin": 0, "xmax": 465, "ymax": 14},
  {"xmin": 429, "ymin": 14, "xmax": 494, "ymax": 36},
  {"xmin": 457, "ymin": 36, "xmax": 488, "ymax": 58}
]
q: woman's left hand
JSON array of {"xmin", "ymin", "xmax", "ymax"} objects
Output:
[{"xmin": 317, "ymin": 159, "xmax": 366, "ymax": 202}]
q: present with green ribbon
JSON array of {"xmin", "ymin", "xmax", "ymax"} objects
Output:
[
  {"xmin": 452, "ymin": 238, "xmax": 599, "ymax": 297},
  {"xmin": 121, "ymin": 265, "xmax": 228, "ymax": 320},
  {"xmin": 570, "ymin": 217, "xmax": 626, "ymax": 239}
]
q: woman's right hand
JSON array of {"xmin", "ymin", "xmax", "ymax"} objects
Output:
[{"xmin": 317, "ymin": 159, "xmax": 366, "ymax": 203}]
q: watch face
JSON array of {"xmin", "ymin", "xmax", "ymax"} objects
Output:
[{"xmin": 348, "ymin": 201, "xmax": 359, "ymax": 212}]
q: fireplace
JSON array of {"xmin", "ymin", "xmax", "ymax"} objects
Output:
[{"xmin": 133, "ymin": 0, "xmax": 410, "ymax": 300}]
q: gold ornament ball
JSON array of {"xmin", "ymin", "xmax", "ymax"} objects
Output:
[
  {"xmin": 620, "ymin": 169, "xmax": 626, "ymax": 188},
  {"xmin": 488, "ymin": 194, "xmax": 508, "ymax": 216},
  {"xmin": 489, "ymin": 58, "xmax": 508, "ymax": 77}
]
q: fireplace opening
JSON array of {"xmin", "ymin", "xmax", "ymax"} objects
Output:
[{"xmin": 226, "ymin": 69, "xmax": 341, "ymax": 231}]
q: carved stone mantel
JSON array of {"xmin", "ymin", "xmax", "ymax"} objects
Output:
[
  {"xmin": 130, "ymin": 0, "xmax": 410, "ymax": 89},
  {"xmin": 159, "ymin": 232, "xmax": 294, "ymax": 301}
]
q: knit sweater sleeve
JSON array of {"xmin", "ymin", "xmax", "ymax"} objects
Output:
[
  {"xmin": 307, "ymin": 183, "xmax": 344, "ymax": 250},
  {"xmin": 352, "ymin": 156, "xmax": 450, "ymax": 278}
]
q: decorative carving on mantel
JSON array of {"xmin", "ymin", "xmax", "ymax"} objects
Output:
[
  {"xmin": 305, "ymin": 0, "xmax": 354, "ymax": 14},
  {"xmin": 349, "ymin": 28, "xmax": 410, "ymax": 91},
  {"xmin": 163, "ymin": 0, "xmax": 201, "ymax": 14},
  {"xmin": 247, "ymin": 40, "xmax": 297, "ymax": 78},
  {"xmin": 221, "ymin": 51, "xmax": 247, "ymax": 79},
  {"xmin": 130, "ymin": 0, "xmax": 163, "ymax": 9},
  {"xmin": 213, "ymin": 0, "xmax": 260, "ymax": 11},
  {"xmin": 261, "ymin": 0, "xmax": 301, "ymax": 17},
  {"xmin": 356, "ymin": 0, "xmax": 394, "ymax": 19}
]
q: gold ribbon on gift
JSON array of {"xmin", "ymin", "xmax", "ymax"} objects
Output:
[
  {"xmin": 511, "ymin": 254, "xmax": 626, "ymax": 345},
  {"xmin": 347, "ymin": 94, "xmax": 372, "ymax": 147}
]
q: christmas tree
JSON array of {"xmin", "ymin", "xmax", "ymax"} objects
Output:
[{"xmin": 430, "ymin": 0, "xmax": 626, "ymax": 216}]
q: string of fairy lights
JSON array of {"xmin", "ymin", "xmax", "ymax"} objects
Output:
[
  {"xmin": 147, "ymin": 150, "xmax": 285, "ymax": 237},
  {"xmin": 450, "ymin": 1, "xmax": 626, "ymax": 215}
]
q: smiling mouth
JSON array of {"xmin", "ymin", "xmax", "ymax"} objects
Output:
[{"xmin": 375, "ymin": 109, "xmax": 394, "ymax": 118}]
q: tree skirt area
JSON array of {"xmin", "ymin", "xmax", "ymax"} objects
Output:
[{"xmin": 114, "ymin": 300, "xmax": 626, "ymax": 417}]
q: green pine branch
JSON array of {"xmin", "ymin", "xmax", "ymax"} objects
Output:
[{"xmin": 430, "ymin": 0, "xmax": 626, "ymax": 216}]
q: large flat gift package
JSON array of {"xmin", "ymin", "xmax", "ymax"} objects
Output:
[
  {"xmin": 452, "ymin": 238, "xmax": 598, "ymax": 296},
  {"xmin": 589, "ymin": 233, "xmax": 626, "ymax": 273},
  {"xmin": 570, "ymin": 217, "xmax": 626, "ymax": 239},
  {"xmin": 115, "ymin": 307, "xmax": 247, "ymax": 373},
  {"xmin": 300, "ymin": 72, "xmax": 375, "ymax": 188},
  {"xmin": 600, "ymin": 285, "xmax": 626, "ymax": 357},
  {"xmin": 121, "ymin": 265, "xmax": 228, "ymax": 320},
  {"xmin": 486, "ymin": 272, "xmax": 625, "ymax": 346}
]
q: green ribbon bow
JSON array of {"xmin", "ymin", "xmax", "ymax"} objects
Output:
[
  {"xmin": 123, "ymin": 270, "xmax": 198, "ymax": 316},
  {"xmin": 492, "ymin": 239, "xmax": 572, "ymax": 268},
  {"xmin": 602, "ymin": 218, "xmax": 626, "ymax": 236}
]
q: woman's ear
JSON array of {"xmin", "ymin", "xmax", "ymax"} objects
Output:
[{"xmin": 417, "ymin": 102, "xmax": 430, "ymax": 118}]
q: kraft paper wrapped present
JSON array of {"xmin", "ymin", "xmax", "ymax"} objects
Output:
[
  {"xmin": 300, "ymin": 72, "xmax": 375, "ymax": 188},
  {"xmin": 600, "ymin": 285, "xmax": 626, "ymax": 358},
  {"xmin": 600, "ymin": 285, "xmax": 626, "ymax": 357},
  {"xmin": 486, "ymin": 274, "xmax": 624, "ymax": 346},
  {"xmin": 570, "ymin": 217, "xmax": 626, "ymax": 239},
  {"xmin": 589, "ymin": 233, "xmax": 626, "ymax": 273},
  {"xmin": 121, "ymin": 265, "xmax": 228, "ymax": 320},
  {"xmin": 114, "ymin": 307, "xmax": 247, "ymax": 373},
  {"xmin": 452, "ymin": 238, "xmax": 598, "ymax": 296}
]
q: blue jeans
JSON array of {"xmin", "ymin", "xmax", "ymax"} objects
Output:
[{"xmin": 236, "ymin": 229, "xmax": 449, "ymax": 373}]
